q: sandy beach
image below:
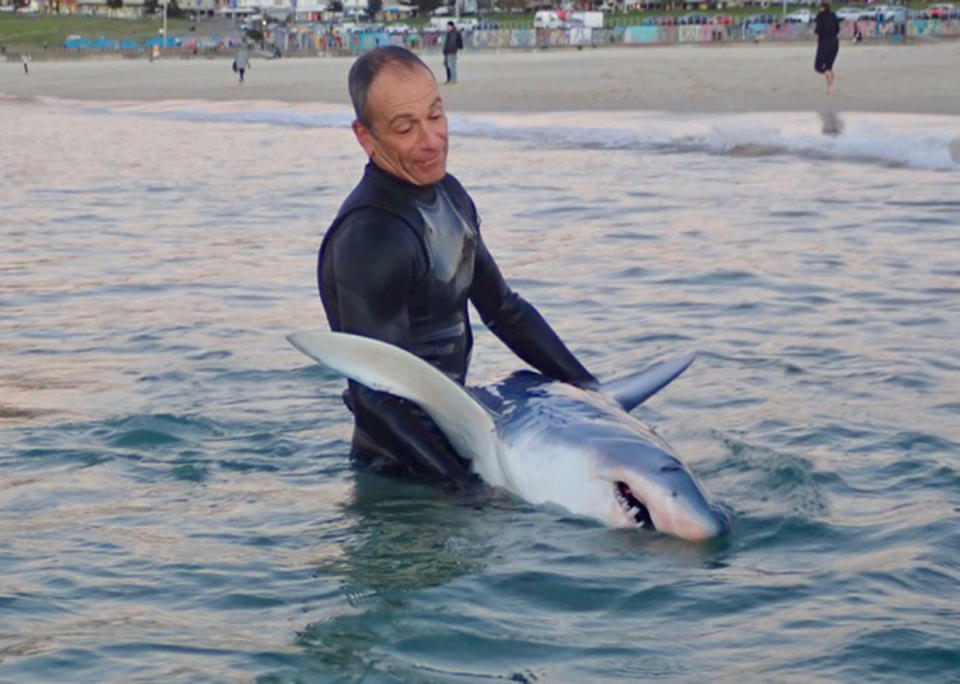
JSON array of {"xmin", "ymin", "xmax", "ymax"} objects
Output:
[{"xmin": 2, "ymin": 41, "xmax": 959, "ymax": 114}]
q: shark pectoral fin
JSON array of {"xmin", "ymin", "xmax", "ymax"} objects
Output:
[
  {"xmin": 601, "ymin": 352, "xmax": 697, "ymax": 412},
  {"xmin": 287, "ymin": 331, "xmax": 499, "ymax": 469}
]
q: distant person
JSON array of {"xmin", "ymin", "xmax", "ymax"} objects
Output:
[
  {"xmin": 442, "ymin": 21, "xmax": 463, "ymax": 84},
  {"xmin": 21, "ymin": 53, "xmax": 30, "ymax": 76},
  {"xmin": 814, "ymin": 1, "xmax": 841, "ymax": 94},
  {"xmin": 852, "ymin": 23, "xmax": 863, "ymax": 43},
  {"xmin": 234, "ymin": 47, "xmax": 250, "ymax": 84}
]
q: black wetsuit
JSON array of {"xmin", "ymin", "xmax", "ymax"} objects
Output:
[
  {"xmin": 319, "ymin": 162, "xmax": 596, "ymax": 483},
  {"xmin": 814, "ymin": 9, "xmax": 840, "ymax": 73}
]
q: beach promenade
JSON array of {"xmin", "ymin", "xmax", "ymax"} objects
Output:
[{"xmin": 2, "ymin": 41, "xmax": 958, "ymax": 114}]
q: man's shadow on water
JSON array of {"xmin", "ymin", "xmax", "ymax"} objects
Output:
[
  {"xmin": 291, "ymin": 471, "xmax": 498, "ymax": 674},
  {"xmin": 819, "ymin": 111, "xmax": 845, "ymax": 137},
  {"xmin": 320, "ymin": 472, "xmax": 495, "ymax": 600}
]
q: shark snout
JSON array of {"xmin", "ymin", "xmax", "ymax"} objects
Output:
[
  {"xmin": 685, "ymin": 503, "xmax": 731, "ymax": 541},
  {"xmin": 647, "ymin": 496, "xmax": 728, "ymax": 541},
  {"xmin": 617, "ymin": 463, "xmax": 730, "ymax": 541}
]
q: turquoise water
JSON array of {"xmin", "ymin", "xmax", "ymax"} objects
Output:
[{"xmin": 2, "ymin": 98, "xmax": 959, "ymax": 682}]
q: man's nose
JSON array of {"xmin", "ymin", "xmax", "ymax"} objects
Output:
[{"xmin": 420, "ymin": 121, "xmax": 446, "ymax": 150}]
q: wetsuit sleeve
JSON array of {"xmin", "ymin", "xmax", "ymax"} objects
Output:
[
  {"xmin": 469, "ymin": 232, "xmax": 597, "ymax": 388},
  {"xmin": 327, "ymin": 210, "xmax": 473, "ymax": 483}
]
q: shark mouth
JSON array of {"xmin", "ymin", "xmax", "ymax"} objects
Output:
[{"xmin": 615, "ymin": 482, "xmax": 655, "ymax": 530}]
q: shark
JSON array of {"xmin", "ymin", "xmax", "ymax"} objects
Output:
[{"xmin": 288, "ymin": 331, "xmax": 730, "ymax": 542}]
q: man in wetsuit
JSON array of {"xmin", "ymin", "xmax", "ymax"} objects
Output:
[{"xmin": 318, "ymin": 46, "xmax": 595, "ymax": 484}]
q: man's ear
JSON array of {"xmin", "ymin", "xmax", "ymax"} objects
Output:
[{"xmin": 352, "ymin": 120, "xmax": 376, "ymax": 158}]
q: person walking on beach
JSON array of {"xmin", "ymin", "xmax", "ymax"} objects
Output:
[
  {"xmin": 442, "ymin": 21, "xmax": 463, "ymax": 84},
  {"xmin": 21, "ymin": 53, "xmax": 30, "ymax": 76},
  {"xmin": 233, "ymin": 46, "xmax": 250, "ymax": 84},
  {"xmin": 317, "ymin": 46, "xmax": 595, "ymax": 483},
  {"xmin": 814, "ymin": 1, "xmax": 841, "ymax": 94}
]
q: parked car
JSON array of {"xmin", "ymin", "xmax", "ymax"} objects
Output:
[
  {"xmin": 784, "ymin": 9, "xmax": 811, "ymax": 22},
  {"xmin": 678, "ymin": 12, "xmax": 710, "ymax": 24},
  {"xmin": 428, "ymin": 16, "xmax": 478, "ymax": 31},
  {"xmin": 875, "ymin": 5, "xmax": 906, "ymax": 22},
  {"xmin": 711, "ymin": 14, "xmax": 734, "ymax": 25},
  {"xmin": 454, "ymin": 18, "xmax": 478, "ymax": 31},
  {"xmin": 534, "ymin": 10, "xmax": 565, "ymax": 29},
  {"xmin": 835, "ymin": 6, "xmax": 865, "ymax": 21},
  {"xmin": 743, "ymin": 13, "xmax": 777, "ymax": 24},
  {"xmin": 927, "ymin": 3, "xmax": 955, "ymax": 18}
]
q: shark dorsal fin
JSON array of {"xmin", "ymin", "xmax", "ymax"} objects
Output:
[
  {"xmin": 601, "ymin": 352, "xmax": 696, "ymax": 412},
  {"xmin": 287, "ymin": 331, "xmax": 502, "ymax": 481}
]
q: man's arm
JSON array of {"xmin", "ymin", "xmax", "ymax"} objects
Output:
[
  {"xmin": 469, "ymin": 232, "xmax": 596, "ymax": 388},
  {"xmin": 326, "ymin": 211, "xmax": 474, "ymax": 482}
]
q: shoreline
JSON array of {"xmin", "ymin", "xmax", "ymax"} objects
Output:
[{"xmin": 2, "ymin": 41, "xmax": 959, "ymax": 114}]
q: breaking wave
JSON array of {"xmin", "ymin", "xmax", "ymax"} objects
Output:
[{"xmin": 13, "ymin": 95, "xmax": 960, "ymax": 172}]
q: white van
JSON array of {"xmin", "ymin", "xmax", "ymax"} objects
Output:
[
  {"xmin": 534, "ymin": 10, "xmax": 565, "ymax": 29},
  {"xmin": 429, "ymin": 16, "xmax": 478, "ymax": 31}
]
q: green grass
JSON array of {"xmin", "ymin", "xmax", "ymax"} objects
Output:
[{"xmin": 0, "ymin": 14, "xmax": 195, "ymax": 49}]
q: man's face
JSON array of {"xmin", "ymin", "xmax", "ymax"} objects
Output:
[{"xmin": 352, "ymin": 63, "xmax": 448, "ymax": 187}]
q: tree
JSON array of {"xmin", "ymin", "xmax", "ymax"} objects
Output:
[
  {"xmin": 414, "ymin": 0, "xmax": 443, "ymax": 14},
  {"xmin": 106, "ymin": 0, "xmax": 123, "ymax": 8},
  {"xmin": 144, "ymin": 0, "xmax": 159, "ymax": 14},
  {"xmin": 166, "ymin": 0, "xmax": 187, "ymax": 18},
  {"xmin": 367, "ymin": 0, "xmax": 382, "ymax": 16}
]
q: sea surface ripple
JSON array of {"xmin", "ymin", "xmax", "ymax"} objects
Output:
[{"xmin": 1, "ymin": 99, "xmax": 959, "ymax": 683}]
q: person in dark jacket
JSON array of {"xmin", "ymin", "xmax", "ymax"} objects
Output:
[
  {"xmin": 814, "ymin": 1, "xmax": 841, "ymax": 93},
  {"xmin": 318, "ymin": 47, "xmax": 595, "ymax": 484},
  {"xmin": 442, "ymin": 21, "xmax": 463, "ymax": 84}
]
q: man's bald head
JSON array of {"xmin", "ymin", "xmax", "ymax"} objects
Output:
[{"xmin": 348, "ymin": 46, "xmax": 434, "ymax": 128}]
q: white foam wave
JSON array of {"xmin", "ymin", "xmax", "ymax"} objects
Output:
[
  {"xmin": 21, "ymin": 97, "xmax": 960, "ymax": 172},
  {"xmin": 450, "ymin": 110, "xmax": 960, "ymax": 172}
]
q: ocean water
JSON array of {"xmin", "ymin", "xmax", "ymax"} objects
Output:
[{"xmin": 1, "ymin": 95, "xmax": 959, "ymax": 683}]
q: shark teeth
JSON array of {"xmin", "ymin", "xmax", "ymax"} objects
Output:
[
  {"xmin": 615, "ymin": 481, "xmax": 655, "ymax": 530},
  {"xmin": 615, "ymin": 487, "xmax": 629, "ymax": 508}
]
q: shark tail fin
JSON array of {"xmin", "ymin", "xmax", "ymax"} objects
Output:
[
  {"xmin": 601, "ymin": 352, "xmax": 696, "ymax": 412},
  {"xmin": 287, "ymin": 331, "xmax": 499, "ymax": 472}
]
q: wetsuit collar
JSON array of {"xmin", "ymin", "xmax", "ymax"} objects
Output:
[{"xmin": 365, "ymin": 161, "xmax": 440, "ymax": 204}]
